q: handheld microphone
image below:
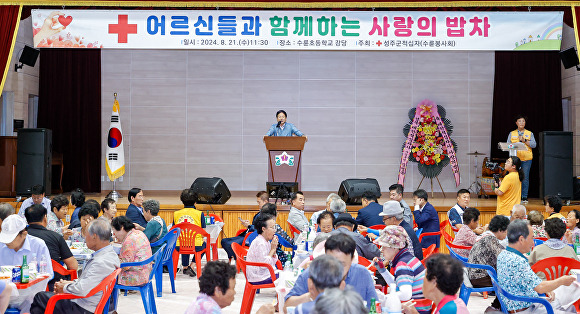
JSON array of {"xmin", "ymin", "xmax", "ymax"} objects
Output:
[{"xmin": 277, "ymin": 121, "xmax": 281, "ymax": 127}]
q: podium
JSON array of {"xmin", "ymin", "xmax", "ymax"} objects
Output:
[
  {"xmin": 264, "ymin": 136, "xmax": 306, "ymax": 190},
  {"xmin": 498, "ymin": 142, "xmax": 527, "ymax": 156}
]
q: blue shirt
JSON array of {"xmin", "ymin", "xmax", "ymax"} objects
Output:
[
  {"xmin": 0, "ymin": 234, "xmax": 54, "ymax": 280},
  {"xmin": 285, "ymin": 263, "xmax": 377, "ymax": 308},
  {"xmin": 19, "ymin": 197, "xmax": 51, "ymax": 219},
  {"xmin": 266, "ymin": 122, "xmax": 303, "ymax": 137},
  {"xmin": 497, "ymin": 246, "xmax": 542, "ymax": 311},
  {"xmin": 295, "ymin": 293, "xmax": 322, "ymax": 314}
]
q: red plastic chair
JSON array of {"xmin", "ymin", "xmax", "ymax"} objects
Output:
[
  {"xmin": 46, "ymin": 260, "xmax": 78, "ymax": 291},
  {"xmin": 170, "ymin": 222, "xmax": 211, "ymax": 279},
  {"xmin": 235, "ymin": 228, "xmax": 246, "ymax": 237},
  {"xmin": 208, "ymin": 213, "xmax": 223, "ymax": 222},
  {"xmin": 357, "ymin": 256, "xmax": 377, "ymax": 273},
  {"xmin": 422, "ymin": 244, "xmax": 437, "ymax": 261},
  {"xmin": 369, "ymin": 224, "xmax": 386, "ymax": 231},
  {"xmin": 531, "ymin": 257, "xmax": 580, "ymax": 280},
  {"xmin": 406, "ymin": 298, "xmax": 435, "ymax": 313},
  {"xmin": 45, "ymin": 268, "xmax": 121, "ymax": 314},
  {"xmin": 288, "ymin": 223, "xmax": 301, "ymax": 238},
  {"xmin": 531, "ymin": 257, "xmax": 580, "ymax": 312},
  {"xmin": 52, "ymin": 259, "xmax": 78, "ymax": 280},
  {"xmin": 232, "ymin": 242, "xmax": 281, "ymax": 314}
]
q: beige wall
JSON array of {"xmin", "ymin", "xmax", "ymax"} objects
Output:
[
  {"xmin": 101, "ymin": 49, "xmax": 495, "ymax": 192},
  {"xmin": 560, "ymin": 24, "xmax": 580, "ymax": 177},
  {"xmin": 1, "ymin": 17, "xmax": 39, "ymax": 130}
]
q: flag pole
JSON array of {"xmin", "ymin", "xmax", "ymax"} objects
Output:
[{"xmin": 106, "ymin": 92, "xmax": 122, "ymax": 201}]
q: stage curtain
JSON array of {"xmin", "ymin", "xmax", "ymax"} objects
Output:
[
  {"xmin": 490, "ymin": 51, "xmax": 562, "ymax": 199},
  {"xmin": 0, "ymin": 5, "xmax": 22, "ymax": 95},
  {"xmin": 574, "ymin": 6, "xmax": 580, "ymax": 52},
  {"xmin": 38, "ymin": 49, "xmax": 101, "ymax": 193}
]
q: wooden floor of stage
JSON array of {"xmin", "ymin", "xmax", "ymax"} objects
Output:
[{"xmin": 3, "ymin": 190, "xmax": 580, "ymax": 212}]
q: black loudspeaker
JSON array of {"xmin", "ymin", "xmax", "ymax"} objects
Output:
[
  {"xmin": 338, "ymin": 178, "xmax": 381, "ymax": 205},
  {"xmin": 19, "ymin": 45, "xmax": 40, "ymax": 67},
  {"xmin": 190, "ymin": 177, "xmax": 231, "ymax": 204},
  {"xmin": 16, "ymin": 128, "xmax": 52, "ymax": 196},
  {"xmin": 560, "ymin": 47, "xmax": 580, "ymax": 69},
  {"xmin": 574, "ymin": 177, "xmax": 580, "ymax": 201},
  {"xmin": 539, "ymin": 131, "xmax": 573, "ymax": 200}
]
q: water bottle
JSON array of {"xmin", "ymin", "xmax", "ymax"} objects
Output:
[
  {"xmin": 39, "ymin": 255, "xmax": 48, "ymax": 274},
  {"xmin": 29, "ymin": 253, "xmax": 38, "ymax": 273}
]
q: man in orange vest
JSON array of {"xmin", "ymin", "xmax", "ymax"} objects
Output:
[{"xmin": 507, "ymin": 115, "xmax": 536, "ymax": 204}]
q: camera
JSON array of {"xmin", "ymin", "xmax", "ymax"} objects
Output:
[{"xmin": 493, "ymin": 174, "xmax": 500, "ymax": 186}]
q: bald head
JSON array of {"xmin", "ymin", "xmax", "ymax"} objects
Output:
[{"xmin": 511, "ymin": 204, "xmax": 527, "ymax": 221}]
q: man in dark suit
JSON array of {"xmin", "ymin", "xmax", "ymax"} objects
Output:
[
  {"xmin": 355, "ymin": 191, "xmax": 383, "ymax": 227},
  {"xmin": 126, "ymin": 188, "xmax": 148, "ymax": 229},
  {"xmin": 412, "ymin": 189, "xmax": 440, "ymax": 249}
]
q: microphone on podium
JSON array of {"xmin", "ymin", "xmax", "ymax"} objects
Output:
[{"xmin": 277, "ymin": 121, "xmax": 281, "ymax": 127}]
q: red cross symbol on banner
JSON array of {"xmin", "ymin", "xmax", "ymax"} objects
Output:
[{"xmin": 109, "ymin": 15, "xmax": 137, "ymax": 43}]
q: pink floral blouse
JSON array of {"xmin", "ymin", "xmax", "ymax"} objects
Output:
[
  {"xmin": 184, "ymin": 293, "xmax": 221, "ymax": 314},
  {"xmin": 246, "ymin": 234, "xmax": 278, "ymax": 283},
  {"xmin": 452, "ymin": 225, "xmax": 479, "ymax": 258},
  {"xmin": 532, "ymin": 224, "xmax": 547, "ymax": 239},
  {"xmin": 118, "ymin": 229, "xmax": 153, "ymax": 286}
]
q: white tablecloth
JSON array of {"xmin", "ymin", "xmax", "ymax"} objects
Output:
[
  {"xmin": 7, "ymin": 276, "xmax": 50, "ymax": 313},
  {"xmin": 205, "ymin": 222, "xmax": 224, "ymax": 244},
  {"xmin": 274, "ymin": 270, "xmax": 299, "ymax": 310}
]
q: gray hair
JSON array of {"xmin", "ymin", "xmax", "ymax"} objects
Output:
[
  {"xmin": 309, "ymin": 255, "xmax": 344, "ymax": 290},
  {"xmin": 87, "ymin": 219, "xmax": 112, "ymax": 241},
  {"xmin": 326, "ymin": 193, "xmax": 341, "ymax": 203},
  {"xmin": 143, "ymin": 199, "xmax": 160, "ymax": 216},
  {"xmin": 511, "ymin": 204, "xmax": 527, "ymax": 216},
  {"xmin": 329, "ymin": 199, "xmax": 347, "ymax": 214},
  {"xmin": 393, "ymin": 211, "xmax": 405, "ymax": 221},
  {"xmin": 313, "ymin": 233, "xmax": 331, "ymax": 250},
  {"xmin": 507, "ymin": 219, "xmax": 530, "ymax": 244},
  {"xmin": 0, "ymin": 203, "xmax": 15, "ymax": 221},
  {"xmin": 312, "ymin": 288, "xmax": 367, "ymax": 314}
]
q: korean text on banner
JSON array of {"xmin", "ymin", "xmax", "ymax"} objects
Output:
[
  {"xmin": 105, "ymin": 98, "xmax": 125, "ymax": 181},
  {"xmin": 31, "ymin": 10, "xmax": 563, "ymax": 51}
]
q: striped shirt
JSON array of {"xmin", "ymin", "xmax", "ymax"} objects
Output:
[{"xmin": 391, "ymin": 248, "xmax": 428, "ymax": 313}]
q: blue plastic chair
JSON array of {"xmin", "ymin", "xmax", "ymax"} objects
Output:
[
  {"xmin": 107, "ymin": 243, "xmax": 167, "ymax": 314},
  {"xmin": 151, "ymin": 228, "xmax": 180, "ymax": 297},
  {"xmin": 245, "ymin": 230, "xmax": 258, "ymax": 246},
  {"xmin": 486, "ymin": 269, "xmax": 554, "ymax": 314},
  {"xmin": 415, "ymin": 228, "xmax": 423, "ymax": 239},
  {"xmin": 276, "ymin": 233, "xmax": 297, "ymax": 258},
  {"xmin": 447, "ymin": 244, "xmax": 495, "ymax": 305},
  {"xmin": 533, "ymin": 238, "xmax": 546, "ymax": 246}
]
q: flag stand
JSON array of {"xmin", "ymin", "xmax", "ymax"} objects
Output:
[{"xmin": 106, "ymin": 180, "xmax": 122, "ymax": 201}]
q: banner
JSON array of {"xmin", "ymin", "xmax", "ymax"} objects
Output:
[
  {"xmin": 105, "ymin": 97, "xmax": 125, "ymax": 181},
  {"xmin": 32, "ymin": 10, "xmax": 563, "ymax": 51}
]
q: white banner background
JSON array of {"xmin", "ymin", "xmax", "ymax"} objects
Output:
[{"xmin": 31, "ymin": 10, "xmax": 563, "ymax": 51}]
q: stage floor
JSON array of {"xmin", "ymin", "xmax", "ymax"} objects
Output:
[{"xmin": 3, "ymin": 190, "xmax": 577, "ymax": 212}]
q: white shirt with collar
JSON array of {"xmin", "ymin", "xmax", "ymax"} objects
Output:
[{"xmin": 19, "ymin": 197, "xmax": 51, "ymax": 218}]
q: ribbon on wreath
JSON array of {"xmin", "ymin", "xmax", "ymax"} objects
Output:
[{"xmin": 397, "ymin": 100, "xmax": 460, "ymax": 187}]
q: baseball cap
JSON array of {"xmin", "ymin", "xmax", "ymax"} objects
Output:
[
  {"xmin": 379, "ymin": 200, "xmax": 404, "ymax": 216},
  {"xmin": 0, "ymin": 215, "xmax": 26, "ymax": 244}
]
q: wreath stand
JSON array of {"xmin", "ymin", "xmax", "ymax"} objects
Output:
[{"xmin": 417, "ymin": 175, "xmax": 446, "ymax": 198}]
